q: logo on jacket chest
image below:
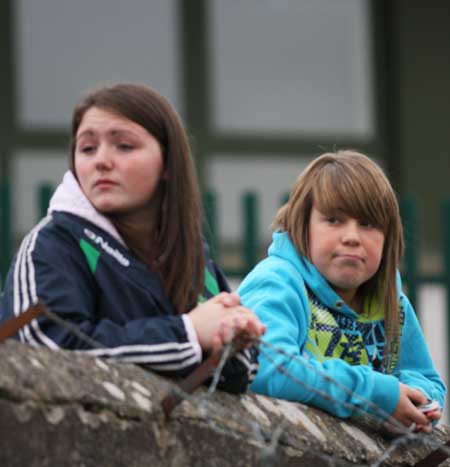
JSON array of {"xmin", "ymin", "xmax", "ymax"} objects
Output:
[{"xmin": 83, "ymin": 228, "xmax": 130, "ymax": 267}]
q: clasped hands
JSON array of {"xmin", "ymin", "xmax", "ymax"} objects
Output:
[{"xmin": 188, "ymin": 292, "xmax": 266, "ymax": 353}]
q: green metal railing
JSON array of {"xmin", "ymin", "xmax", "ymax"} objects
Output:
[
  {"xmin": 1, "ymin": 183, "xmax": 450, "ymax": 416},
  {"xmin": 1, "ymin": 183, "xmax": 450, "ymax": 304},
  {"xmin": 0, "ymin": 183, "xmax": 449, "ymax": 291},
  {"xmin": 400, "ymin": 196, "xmax": 420, "ymax": 311},
  {"xmin": 2, "ymin": 183, "xmax": 450, "ymax": 325}
]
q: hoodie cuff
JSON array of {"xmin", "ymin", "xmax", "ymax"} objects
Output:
[{"xmin": 369, "ymin": 373, "xmax": 400, "ymax": 419}]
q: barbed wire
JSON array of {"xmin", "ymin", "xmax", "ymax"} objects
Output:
[
  {"xmin": 257, "ymin": 339, "xmax": 401, "ymax": 431},
  {"xmin": 260, "ymin": 338, "xmax": 450, "ymax": 461},
  {"xmin": 256, "ymin": 343, "xmax": 450, "ymax": 466},
  {"xmin": 16, "ymin": 309, "xmax": 450, "ymax": 466},
  {"xmin": 206, "ymin": 331, "xmax": 235, "ymax": 397},
  {"xmin": 43, "ymin": 309, "xmax": 450, "ymax": 463}
]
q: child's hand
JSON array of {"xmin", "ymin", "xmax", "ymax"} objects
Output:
[
  {"xmin": 414, "ymin": 405, "xmax": 441, "ymax": 432},
  {"xmin": 188, "ymin": 293, "xmax": 266, "ymax": 352},
  {"xmin": 392, "ymin": 383, "xmax": 431, "ymax": 432}
]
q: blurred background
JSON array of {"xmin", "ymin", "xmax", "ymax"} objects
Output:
[{"xmin": 1, "ymin": 0, "xmax": 450, "ymax": 418}]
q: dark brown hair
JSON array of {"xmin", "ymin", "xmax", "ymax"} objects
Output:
[
  {"xmin": 70, "ymin": 83, "xmax": 204, "ymax": 313},
  {"xmin": 275, "ymin": 150, "xmax": 404, "ymax": 367}
]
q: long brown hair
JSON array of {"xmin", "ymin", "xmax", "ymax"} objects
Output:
[
  {"xmin": 275, "ymin": 150, "xmax": 404, "ymax": 367},
  {"xmin": 70, "ymin": 83, "xmax": 205, "ymax": 313}
]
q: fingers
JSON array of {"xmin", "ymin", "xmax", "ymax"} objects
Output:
[
  {"xmin": 394, "ymin": 385, "xmax": 430, "ymax": 427},
  {"xmin": 409, "ymin": 408, "xmax": 430, "ymax": 426},
  {"xmin": 210, "ymin": 307, "xmax": 265, "ymax": 351},
  {"xmin": 222, "ymin": 292, "xmax": 241, "ymax": 307},
  {"xmin": 405, "ymin": 386, "xmax": 428, "ymax": 406},
  {"xmin": 189, "ymin": 295, "xmax": 264, "ymax": 352},
  {"xmin": 426, "ymin": 409, "xmax": 441, "ymax": 421},
  {"xmin": 410, "ymin": 409, "xmax": 440, "ymax": 433},
  {"xmin": 243, "ymin": 314, "xmax": 267, "ymax": 337},
  {"xmin": 212, "ymin": 292, "xmax": 241, "ymax": 307},
  {"xmin": 415, "ymin": 423, "xmax": 433, "ymax": 433},
  {"xmin": 228, "ymin": 306, "xmax": 266, "ymax": 337}
]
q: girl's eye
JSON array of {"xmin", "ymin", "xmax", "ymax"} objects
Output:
[
  {"xmin": 326, "ymin": 217, "xmax": 340, "ymax": 225},
  {"xmin": 117, "ymin": 143, "xmax": 134, "ymax": 151},
  {"xmin": 360, "ymin": 219, "xmax": 374, "ymax": 228},
  {"xmin": 79, "ymin": 145, "xmax": 96, "ymax": 154}
]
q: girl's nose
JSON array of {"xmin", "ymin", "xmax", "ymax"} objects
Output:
[
  {"xmin": 95, "ymin": 144, "xmax": 113, "ymax": 170},
  {"xmin": 341, "ymin": 220, "xmax": 361, "ymax": 245}
]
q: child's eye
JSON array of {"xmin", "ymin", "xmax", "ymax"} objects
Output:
[
  {"xmin": 360, "ymin": 219, "xmax": 375, "ymax": 228},
  {"xmin": 79, "ymin": 145, "xmax": 96, "ymax": 154},
  {"xmin": 326, "ymin": 217, "xmax": 340, "ymax": 225},
  {"xmin": 117, "ymin": 143, "xmax": 134, "ymax": 152}
]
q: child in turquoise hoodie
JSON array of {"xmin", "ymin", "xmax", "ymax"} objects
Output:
[{"xmin": 238, "ymin": 150, "xmax": 445, "ymax": 432}]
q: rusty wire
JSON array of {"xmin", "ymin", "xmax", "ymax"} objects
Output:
[{"xmin": 1, "ymin": 304, "xmax": 449, "ymax": 467}]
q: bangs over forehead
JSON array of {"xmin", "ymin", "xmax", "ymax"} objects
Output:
[{"xmin": 311, "ymin": 155, "xmax": 394, "ymax": 232}]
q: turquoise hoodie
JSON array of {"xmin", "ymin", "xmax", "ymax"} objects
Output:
[{"xmin": 238, "ymin": 231, "xmax": 446, "ymax": 420}]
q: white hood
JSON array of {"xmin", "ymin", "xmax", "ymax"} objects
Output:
[{"xmin": 48, "ymin": 171, "xmax": 126, "ymax": 247}]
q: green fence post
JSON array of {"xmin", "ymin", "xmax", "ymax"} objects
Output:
[
  {"xmin": 203, "ymin": 190, "xmax": 219, "ymax": 262},
  {"xmin": 242, "ymin": 192, "xmax": 259, "ymax": 275},
  {"xmin": 400, "ymin": 195, "xmax": 419, "ymax": 315},
  {"xmin": 0, "ymin": 181, "xmax": 12, "ymax": 287},
  {"xmin": 38, "ymin": 183, "xmax": 54, "ymax": 220}
]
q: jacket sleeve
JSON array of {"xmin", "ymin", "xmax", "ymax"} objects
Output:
[
  {"xmin": 395, "ymin": 294, "xmax": 446, "ymax": 409},
  {"xmin": 204, "ymin": 256, "xmax": 259, "ymax": 394},
  {"xmin": 238, "ymin": 259, "xmax": 401, "ymax": 420},
  {"xmin": 0, "ymin": 224, "xmax": 202, "ymax": 378}
]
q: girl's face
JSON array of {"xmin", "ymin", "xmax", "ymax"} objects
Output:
[
  {"xmin": 74, "ymin": 107, "xmax": 164, "ymax": 219},
  {"xmin": 308, "ymin": 204, "xmax": 385, "ymax": 308}
]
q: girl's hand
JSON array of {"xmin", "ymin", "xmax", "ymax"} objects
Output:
[
  {"xmin": 391, "ymin": 383, "xmax": 431, "ymax": 432},
  {"xmin": 214, "ymin": 292, "xmax": 242, "ymax": 308},
  {"xmin": 415, "ymin": 407, "xmax": 441, "ymax": 433},
  {"xmin": 188, "ymin": 292, "xmax": 266, "ymax": 352}
]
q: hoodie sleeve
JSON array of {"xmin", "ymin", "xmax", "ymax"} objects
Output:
[
  {"xmin": 238, "ymin": 258, "xmax": 400, "ymax": 420},
  {"xmin": 0, "ymin": 222, "xmax": 202, "ymax": 378},
  {"xmin": 395, "ymin": 294, "xmax": 446, "ymax": 409}
]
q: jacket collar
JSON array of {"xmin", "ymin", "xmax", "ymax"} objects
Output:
[{"xmin": 48, "ymin": 171, "xmax": 126, "ymax": 247}]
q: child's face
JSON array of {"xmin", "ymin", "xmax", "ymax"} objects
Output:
[
  {"xmin": 308, "ymin": 204, "xmax": 385, "ymax": 306},
  {"xmin": 74, "ymin": 107, "xmax": 165, "ymax": 220}
]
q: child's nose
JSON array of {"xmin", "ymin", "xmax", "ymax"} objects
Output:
[{"xmin": 341, "ymin": 221, "xmax": 361, "ymax": 245}]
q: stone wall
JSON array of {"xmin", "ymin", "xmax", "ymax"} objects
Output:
[{"xmin": 0, "ymin": 340, "xmax": 449, "ymax": 467}]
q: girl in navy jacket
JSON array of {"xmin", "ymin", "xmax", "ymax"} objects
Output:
[{"xmin": 0, "ymin": 83, "xmax": 265, "ymax": 393}]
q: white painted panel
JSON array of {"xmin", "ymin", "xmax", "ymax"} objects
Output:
[
  {"xmin": 207, "ymin": 154, "xmax": 311, "ymax": 243},
  {"xmin": 12, "ymin": 151, "xmax": 68, "ymax": 236},
  {"xmin": 418, "ymin": 284, "xmax": 448, "ymax": 423},
  {"xmin": 211, "ymin": 0, "xmax": 373, "ymax": 136},
  {"xmin": 16, "ymin": 0, "xmax": 179, "ymax": 128}
]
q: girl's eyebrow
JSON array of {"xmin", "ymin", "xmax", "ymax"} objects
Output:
[
  {"xmin": 76, "ymin": 129, "xmax": 95, "ymax": 142},
  {"xmin": 317, "ymin": 207, "xmax": 342, "ymax": 216},
  {"xmin": 76, "ymin": 128, "xmax": 138, "ymax": 142}
]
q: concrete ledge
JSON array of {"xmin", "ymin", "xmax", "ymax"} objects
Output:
[{"xmin": 0, "ymin": 340, "xmax": 448, "ymax": 467}]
